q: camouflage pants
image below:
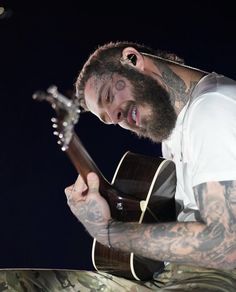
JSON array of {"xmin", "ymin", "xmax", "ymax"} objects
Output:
[{"xmin": 0, "ymin": 264, "xmax": 236, "ymax": 291}]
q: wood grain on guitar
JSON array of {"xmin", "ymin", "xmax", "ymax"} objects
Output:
[{"xmin": 33, "ymin": 86, "xmax": 177, "ymax": 281}]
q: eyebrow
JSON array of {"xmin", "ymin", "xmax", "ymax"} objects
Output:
[
  {"xmin": 95, "ymin": 82, "xmax": 109, "ymax": 123},
  {"xmin": 97, "ymin": 82, "xmax": 106, "ymax": 107}
]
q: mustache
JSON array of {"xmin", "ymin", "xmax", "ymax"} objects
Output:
[{"xmin": 122, "ymin": 100, "xmax": 136, "ymax": 119}]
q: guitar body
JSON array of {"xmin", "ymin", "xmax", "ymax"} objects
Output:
[{"xmin": 92, "ymin": 151, "xmax": 177, "ymax": 281}]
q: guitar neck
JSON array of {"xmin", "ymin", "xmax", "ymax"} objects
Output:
[
  {"xmin": 65, "ymin": 133, "xmax": 111, "ymax": 195},
  {"xmin": 65, "ymin": 133, "xmax": 142, "ymax": 218}
]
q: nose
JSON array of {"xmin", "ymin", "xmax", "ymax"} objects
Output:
[{"xmin": 107, "ymin": 108, "xmax": 123, "ymax": 124}]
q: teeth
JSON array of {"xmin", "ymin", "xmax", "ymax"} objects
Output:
[{"xmin": 132, "ymin": 107, "xmax": 137, "ymax": 121}]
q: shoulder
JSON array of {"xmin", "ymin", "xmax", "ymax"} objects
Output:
[
  {"xmin": 192, "ymin": 72, "xmax": 236, "ymax": 99},
  {"xmin": 187, "ymin": 73, "xmax": 236, "ymax": 129},
  {"xmin": 183, "ymin": 78, "xmax": 236, "ymax": 152}
]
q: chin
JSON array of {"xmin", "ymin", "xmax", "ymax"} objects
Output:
[{"xmin": 145, "ymin": 127, "xmax": 173, "ymax": 143}]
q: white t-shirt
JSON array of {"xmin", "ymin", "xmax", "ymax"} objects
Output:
[{"xmin": 162, "ymin": 72, "xmax": 236, "ymax": 221}]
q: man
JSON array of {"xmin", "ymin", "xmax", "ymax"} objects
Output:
[{"xmin": 64, "ymin": 41, "xmax": 236, "ymax": 290}]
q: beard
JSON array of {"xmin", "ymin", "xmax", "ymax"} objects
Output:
[{"xmin": 122, "ymin": 67, "xmax": 177, "ymax": 143}]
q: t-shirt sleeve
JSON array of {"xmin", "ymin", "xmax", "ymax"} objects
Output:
[{"xmin": 186, "ymin": 92, "xmax": 236, "ymax": 186}]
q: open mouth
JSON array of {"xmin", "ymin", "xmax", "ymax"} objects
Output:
[{"xmin": 127, "ymin": 105, "xmax": 139, "ymax": 127}]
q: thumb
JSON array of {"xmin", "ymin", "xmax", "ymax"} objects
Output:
[{"xmin": 87, "ymin": 172, "xmax": 100, "ymax": 193}]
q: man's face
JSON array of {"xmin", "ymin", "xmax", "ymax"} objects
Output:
[{"xmin": 84, "ymin": 67, "xmax": 177, "ymax": 143}]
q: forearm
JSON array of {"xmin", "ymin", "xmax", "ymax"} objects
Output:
[
  {"xmin": 66, "ymin": 176, "xmax": 236, "ymax": 269},
  {"xmin": 97, "ymin": 220, "xmax": 236, "ymax": 269}
]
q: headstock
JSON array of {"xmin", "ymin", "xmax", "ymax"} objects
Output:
[{"xmin": 33, "ymin": 85, "xmax": 81, "ymax": 151}]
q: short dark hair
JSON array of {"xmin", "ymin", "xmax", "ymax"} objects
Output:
[{"xmin": 75, "ymin": 41, "xmax": 184, "ymax": 110}]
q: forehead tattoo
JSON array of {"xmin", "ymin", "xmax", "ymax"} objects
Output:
[{"xmin": 115, "ymin": 80, "xmax": 126, "ymax": 91}]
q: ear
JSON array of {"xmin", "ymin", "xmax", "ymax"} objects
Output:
[{"xmin": 121, "ymin": 47, "xmax": 145, "ymax": 70}]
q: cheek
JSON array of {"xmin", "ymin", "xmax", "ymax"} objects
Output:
[{"xmin": 114, "ymin": 86, "xmax": 134, "ymax": 103}]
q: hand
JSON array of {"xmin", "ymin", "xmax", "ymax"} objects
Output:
[{"xmin": 65, "ymin": 172, "xmax": 111, "ymax": 245}]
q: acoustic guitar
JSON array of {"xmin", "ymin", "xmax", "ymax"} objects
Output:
[{"xmin": 33, "ymin": 86, "xmax": 177, "ymax": 281}]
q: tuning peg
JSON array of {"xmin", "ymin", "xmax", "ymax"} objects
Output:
[
  {"xmin": 32, "ymin": 91, "xmax": 47, "ymax": 101},
  {"xmin": 57, "ymin": 140, "xmax": 62, "ymax": 145},
  {"xmin": 47, "ymin": 85, "xmax": 58, "ymax": 96},
  {"xmin": 53, "ymin": 131, "xmax": 59, "ymax": 136},
  {"xmin": 52, "ymin": 124, "xmax": 58, "ymax": 128},
  {"xmin": 51, "ymin": 117, "xmax": 58, "ymax": 123},
  {"xmin": 61, "ymin": 146, "xmax": 68, "ymax": 151}
]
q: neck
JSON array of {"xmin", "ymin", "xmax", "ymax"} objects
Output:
[{"xmin": 143, "ymin": 55, "xmax": 207, "ymax": 114}]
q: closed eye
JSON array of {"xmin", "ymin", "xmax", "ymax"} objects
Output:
[{"xmin": 104, "ymin": 88, "xmax": 113, "ymax": 104}]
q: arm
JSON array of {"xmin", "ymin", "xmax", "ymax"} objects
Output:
[
  {"xmin": 108, "ymin": 181, "xmax": 236, "ymax": 269},
  {"xmin": 65, "ymin": 173, "xmax": 111, "ymax": 245},
  {"xmin": 65, "ymin": 174, "xmax": 236, "ymax": 269}
]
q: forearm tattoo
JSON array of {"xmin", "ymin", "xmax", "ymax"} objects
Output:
[
  {"xmin": 108, "ymin": 180, "xmax": 236, "ymax": 269},
  {"xmin": 69, "ymin": 199, "xmax": 108, "ymax": 246}
]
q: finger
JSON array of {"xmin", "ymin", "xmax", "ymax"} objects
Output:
[
  {"xmin": 74, "ymin": 175, "xmax": 88, "ymax": 193},
  {"xmin": 87, "ymin": 172, "xmax": 100, "ymax": 193},
  {"xmin": 65, "ymin": 184, "xmax": 74, "ymax": 198},
  {"xmin": 65, "ymin": 175, "xmax": 87, "ymax": 201},
  {"xmin": 65, "ymin": 184, "xmax": 73, "ymax": 193}
]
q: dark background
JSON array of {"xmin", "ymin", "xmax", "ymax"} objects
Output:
[{"xmin": 1, "ymin": 1, "xmax": 236, "ymax": 270}]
